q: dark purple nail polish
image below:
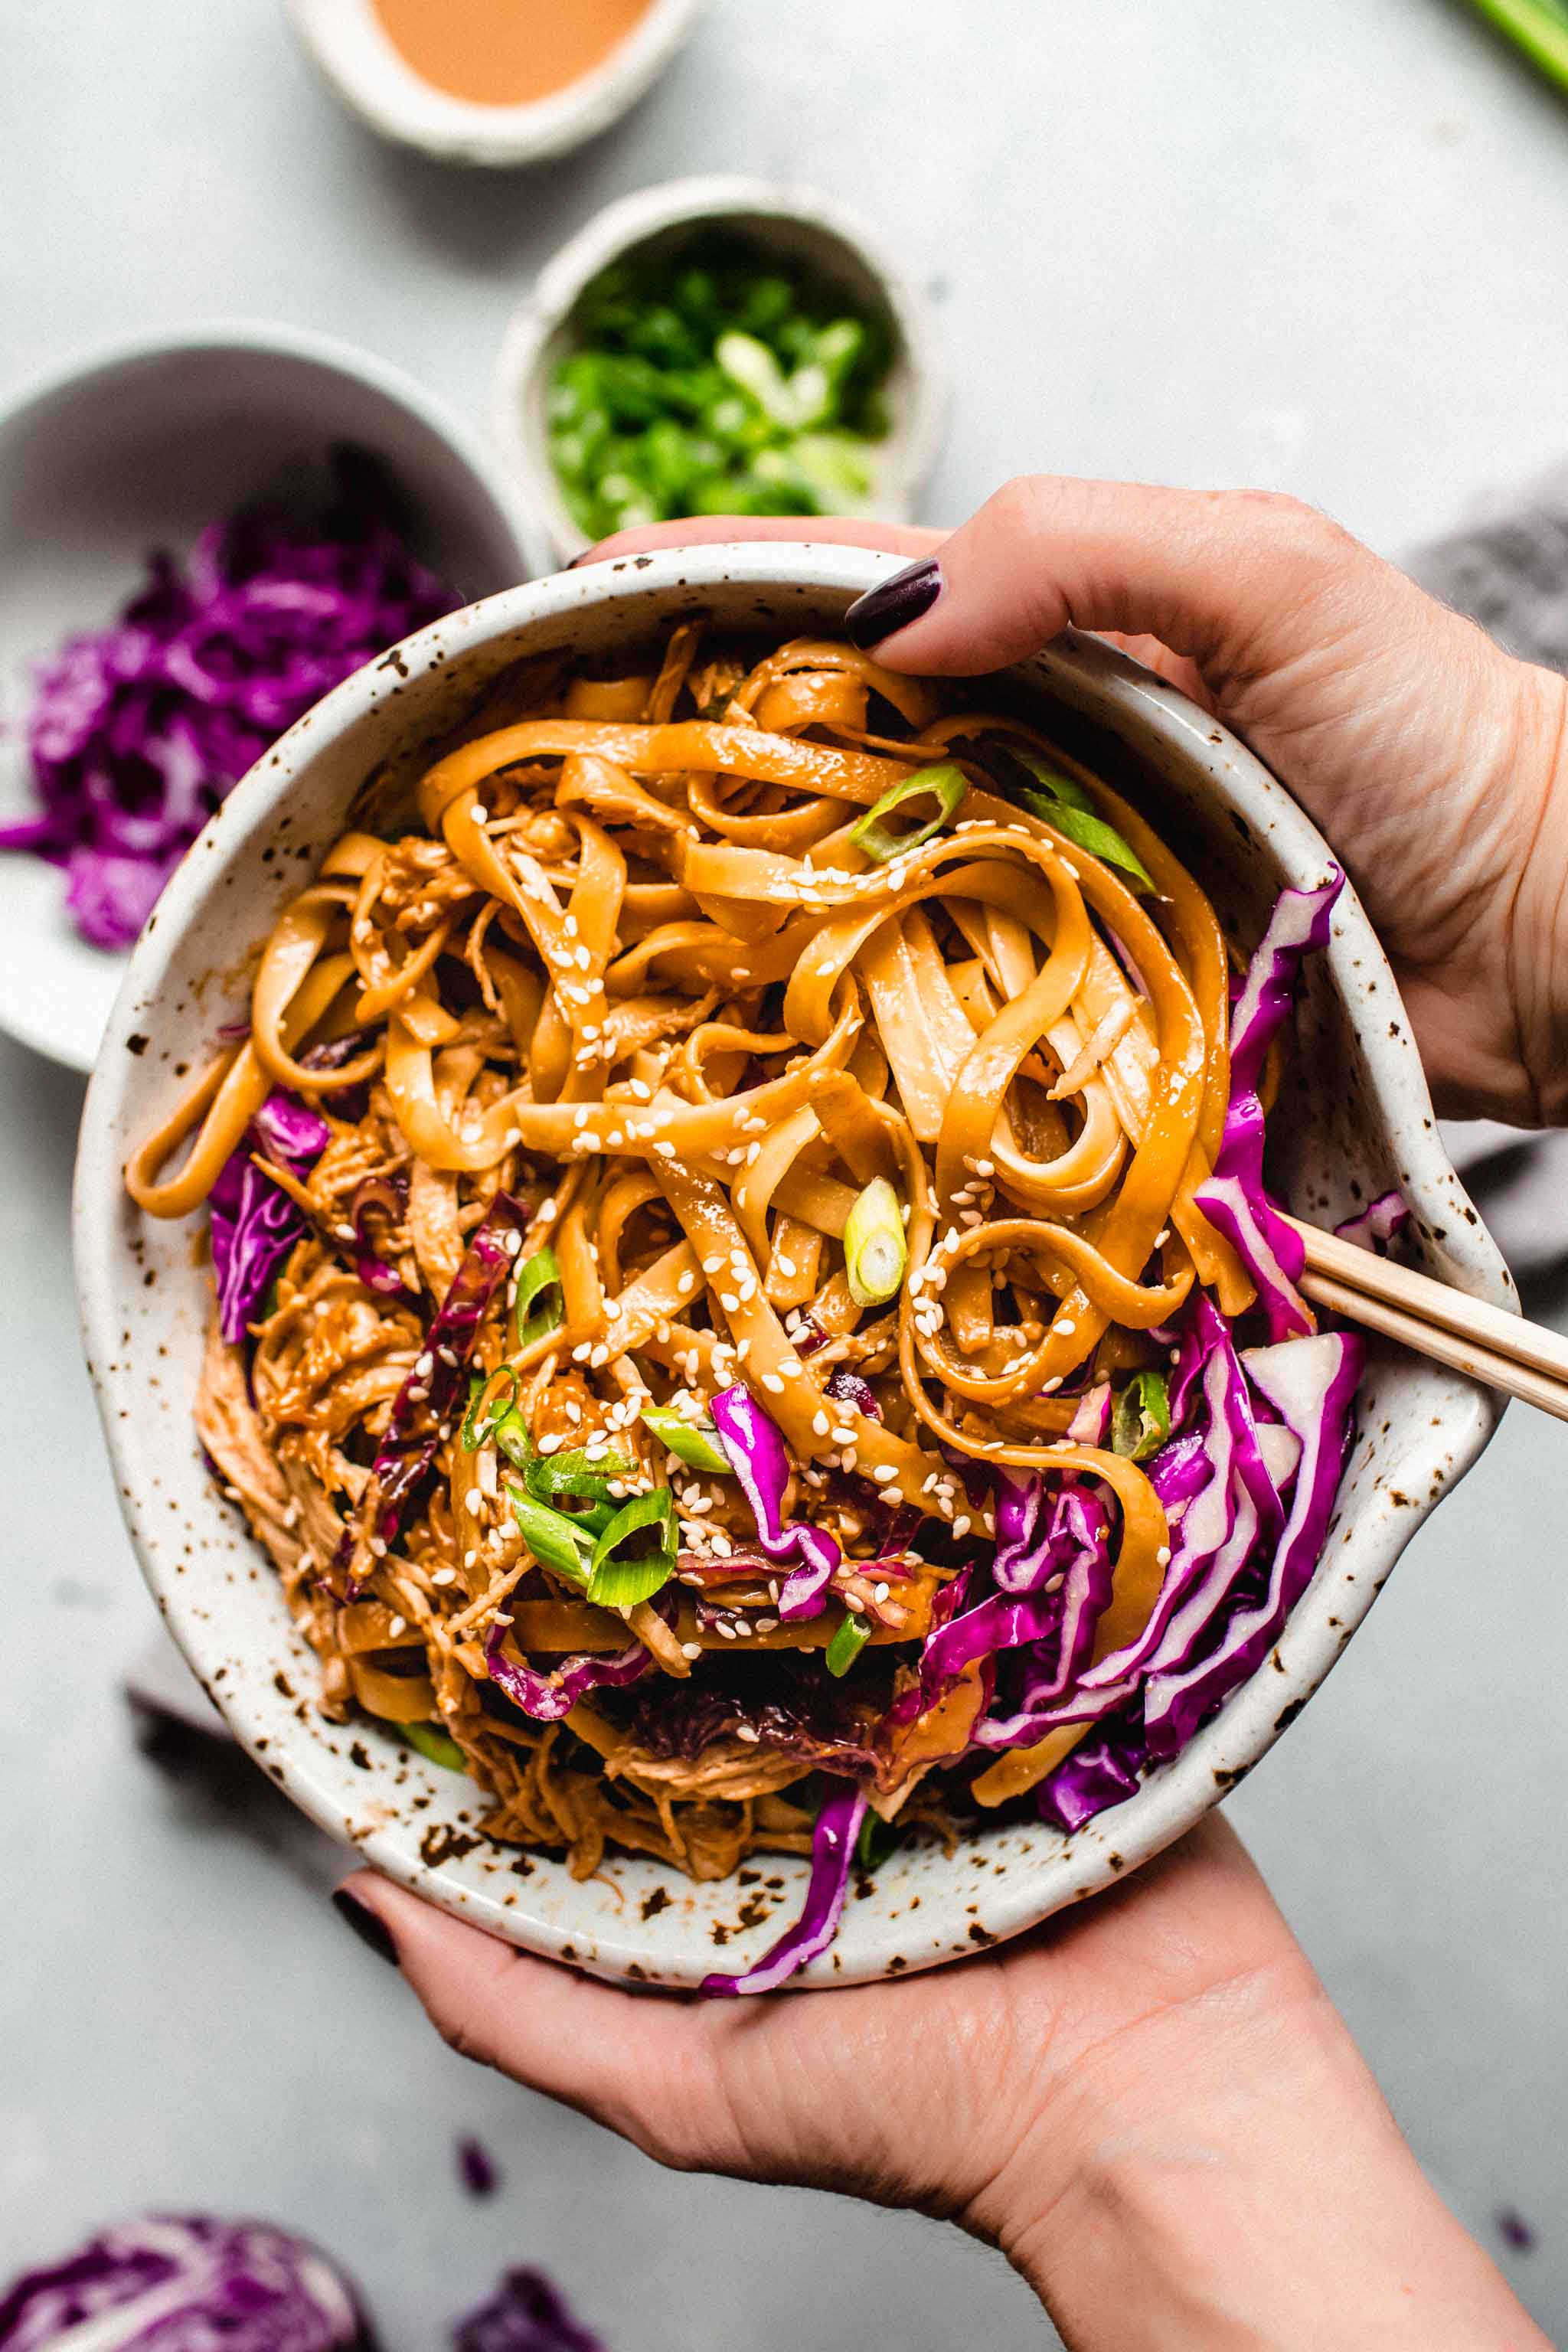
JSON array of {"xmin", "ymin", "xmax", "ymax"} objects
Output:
[
  {"xmin": 844, "ymin": 557, "xmax": 941, "ymax": 650},
  {"xmin": 333, "ymin": 1887, "xmax": 399, "ymax": 1966}
]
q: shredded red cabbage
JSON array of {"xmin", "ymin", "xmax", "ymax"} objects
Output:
[
  {"xmin": 210, "ymin": 1091, "xmax": 332, "ymax": 1343},
  {"xmin": 452, "ymin": 2268, "xmax": 605, "ymax": 2352},
  {"xmin": 370, "ymin": 1192, "xmax": 528, "ymax": 1542},
  {"xmin": 1, "ymin": 456, "xmax": 455, "ymax": 949},
  {"xmin": 701, "ymin": 1778, "xmax": 868, "ymax": 1996},
  {"xmin": 1194, "ymin": 870, "xmax": 1343, "ymax": 1344},
  {"xmin": 1037, "ymin": 1713, "xmax": 1148, "ymax": 1834},
  {"xmin": 825, "ymin": 1367, "xmax": 880, "ymax": 1420},
  {"xmin": 0, "ymin": 2215, "xmax": 375, "ymax": 2352},
  {"xmin": 485, "ymin": 1622, "xmax": 652, "ymax": 1723},
  {"xmin": 710, "ymin": 1383, "xmax": 841, "ymax": 1619},
  {"xmin": 455, "ymin": 2136, "xmax": 501, "ymax": 2200},
  {"xmin": 1142, "ymin": 1329, "xmax": 1364, "ymax": 1755},
  {"xmin": 348, "ymin": 1172, "xmax": 414, "ymax": 1300},
  {"xmin": 1334, "ymin": 1188, "xmax": 1410, "ymax": 1254}
]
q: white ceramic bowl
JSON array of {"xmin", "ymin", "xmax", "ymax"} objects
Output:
[
  {"xmin": 0, "ymin": 322, "xmax": 546, "ymax": 1076},
  {"xmin": 493, "ymin": 176, "xmax": 946, "ymax": 564},
  {"xmin": 75, "ymin": 544, "xmax": 1513, "ymax": 1989},
  {"xmin": 288, "ymin": 0, "xmax": 708, "ymax": 168}
]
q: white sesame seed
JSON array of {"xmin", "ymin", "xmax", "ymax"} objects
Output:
[
  {"xmin": 681, "ymin": 1641, "xmax": 703, "ymax": 1660},
  {"xmin": 431, "ymin": 1567, "xmax": 457, "ymax": 1586}
]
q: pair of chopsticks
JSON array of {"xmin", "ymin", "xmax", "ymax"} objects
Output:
[{"xmin": 1286, "ymin": 1216, "xmax": 1568, "ymax": 1426}]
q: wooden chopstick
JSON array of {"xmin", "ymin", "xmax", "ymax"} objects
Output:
[{"xmin": 1285, "ymin": 1215, "xmax": 1568, "ymax": 1426}]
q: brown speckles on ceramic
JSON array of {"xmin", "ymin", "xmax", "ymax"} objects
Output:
[{"xmin": 73, "ymin": 546, "xmax": 1513, "ymax": 1991}]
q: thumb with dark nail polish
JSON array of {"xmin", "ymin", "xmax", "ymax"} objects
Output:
[{"xmin": 844, "ymin": 557, "xmax": 942, "ymax": 651}]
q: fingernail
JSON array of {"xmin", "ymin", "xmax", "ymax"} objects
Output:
[
  {"xmin": 333, "ymin": 1886, "xmax": 399, "ymax": 1967},
  {"xmin": 844, "ymin": 557, "xmax": 941, "ymax": 650}
]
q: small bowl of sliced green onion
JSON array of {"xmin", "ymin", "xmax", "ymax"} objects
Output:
[{"xmin": 493, "ymin": 174, "xmax": 945, "ymax": 563}]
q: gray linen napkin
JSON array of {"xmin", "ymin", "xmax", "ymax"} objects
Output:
[{"xmin": 1408, "ymin": 472, "xmax": 1568, "ymax": 1301}]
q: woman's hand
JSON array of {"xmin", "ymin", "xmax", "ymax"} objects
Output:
[
  {"xmin": 338, "ymin": 1819, "xmax": 1541, "ymax": 2350},
  {"xmin": 580, "ymin": 484, "xmax": 1568, "ymax": 1128}
]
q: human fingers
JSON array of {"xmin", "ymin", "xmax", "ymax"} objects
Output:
[
  {"xmin": 570, "ymin": 516, "xmax": 946, "ymax": 569},
  {"xmin": 840, "ymin": 474, "xmax": 1416, "ymax": 692},
  {"xmin": 332, "ymin": 1870, "xmax": 763, "ymax": 2171}
]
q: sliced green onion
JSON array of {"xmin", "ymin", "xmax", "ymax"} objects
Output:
[
  {"xmin": 1111, "ymin": 1368, "xmax": 1171, "ymax": 1462},
  {"xmin": 1464, "ymin": 0, "xmax": 1568, "ymax": 94},
  {"xmin": 405, "ymin": 1721, "xmax": 469, "ymax": 1773},
  {"xmin": 505, "ymin": 1485, "xmax": 594, "ymax": 1590},
  {"xmin": 825, "ymin": 1609, "xmax": 873, "ymax": 1677},
  {"xmin": 460, "ymin": 1367, "xmax": 518, "ymax": 1454},
  {"xmin": 1001, "ymin": 748, "xmax": 1155, "ymax": 892},
  {"xmin": 513, "ymin": 1246, "xmax": 565, "ymax": 1350},
  {"xmin": 639, "ymin": 1403, "xmax": 732, "ymax": 1474},
  {"xmin": 586, "ymin": 1488, "xmax": 678, "ymax": 1610},
  {"xmin": 492, "ymin": 1407, "xmax": 533, "ymax": 1475},
  {"xmin": 843, "ymin": 1176, "xmax": 908, "ymax": 1308},
  {"xmin": 524, "ymin": 1446, "xmax": 636, "ymax": 1502},
  {"xmin": 848, "ymin": 762, "xmax": 968, "ymax": 865},
  {"xmin": 854, "ymin": 1808, "xmax": 902, "ymax": 1872}
]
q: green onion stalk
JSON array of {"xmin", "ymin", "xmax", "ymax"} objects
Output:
[
  {"xmin": 825, "ymin": 1609, "xmax": 874, "ymax": 1677},
  {"xmin": 848, "ymin": 763, "xmax": 968, "ymax": 864},
  {"xmin": 842, "ymin": 1177, "xmax": 908, "ymax": 1309},
  {"xmin": 1465, "ymin": 0, "xmax": 1568, "ymax": 94}
]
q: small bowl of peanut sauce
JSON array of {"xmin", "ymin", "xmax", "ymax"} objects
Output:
[{"xmin": 288, "ymin": 0, "xmax": 709, "ymax": 169}]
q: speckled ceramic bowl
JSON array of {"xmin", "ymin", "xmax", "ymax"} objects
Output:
[{"xmin": 74, "ymin": 544, "xmax": 1514, "ymax": 1989}]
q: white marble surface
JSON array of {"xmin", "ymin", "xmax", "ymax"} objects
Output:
[{"xmin": 5, "ymin": 0, "xmax": 1568, "ymax": 2341}]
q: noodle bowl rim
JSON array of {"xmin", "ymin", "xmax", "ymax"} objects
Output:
[{"xmin": 74, "ymin": 544, "xmax": 1512, "ymax": 1989}]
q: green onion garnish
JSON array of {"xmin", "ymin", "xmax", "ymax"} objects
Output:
[
  {"xmin": 842, "ymin": 1175, "xmax": 908, "ymax": 1309},
  {"xmin": 513, "ymin": 1246, "xmax": 565, "ymax": 1350},
  {"xmin": 1111, "ymin": 1369, "xmax": 1171, "ymax": 1462},
  {"xmin": 854, "ymin": 1808, "xmax": 902, "ymax": 1872},
  {"xmin": 460, "ymin": 1367, "xmax": 519, "ymax": 1454},
  {"xmin": 524, "ymin": 1446, "xmax": 636, "ymax": 1502},
  {"xmin": 1463, "ymin": 0, "xmax": 1568, "ymax": 96},
  {"xmin": 825, "ymin": 1609, "xmax": 873, "ymax": 1677},
  {"xmin": 586, "ymin": 1487, "xmax": 678, "ymax": 1610},
  {"xmin": 405, "ymin": 1721, "xmax": 469, "ymax": 1773},
  {"xmin": 492, "ymin": 1407, "xmax": 533, "ymax": 1475},
  {"xmin": 505, "ymin": 1485, "xmax": 594, "ymax": 1590},
  {"xmin": 639, "ymin": 1403, "xmax": 732, "ymax": 1474},
  {"xmin": 995, "ymin": 746, "xmax": 1155, "ymax": 892},
  {"xmin": 848, "ymin": 762, "xmax": 968, "ymax": 865}
]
